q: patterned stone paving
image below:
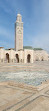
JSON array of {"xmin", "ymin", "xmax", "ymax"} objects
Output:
[
  {"xmin": 0, "ymin": 80, "xmax": 49, "ymax": 111},
  {"xmin": 0, "ymin": 62, "xmax": 49, "ymax": 111}
]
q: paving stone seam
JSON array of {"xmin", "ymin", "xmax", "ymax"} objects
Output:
[{"xmin": 2, "ymin": 93, "xmax": 35, "ymax": 111}]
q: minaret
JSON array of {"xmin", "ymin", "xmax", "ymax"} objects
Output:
[{"xmin": 15, "ymin": 14, "xmax": 23, "ymax": 51}]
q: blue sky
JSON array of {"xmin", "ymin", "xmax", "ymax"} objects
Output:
[{"xmin": 0, "ymin": 0, "xmax": 49, "ymax": 52}]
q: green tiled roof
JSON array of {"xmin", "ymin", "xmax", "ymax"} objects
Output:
[
  {"xmin": 23, "ymin": 46, "xmax": 43, "ymax": 50},
  {"xmin": 33, "ymin": 48, "xmax": 43, "ymax": 50},
  {"xmin": 23, "ymin": 46, "xmax": 33, "ymax": 50},
  {"xmin": 5, "ymin": 48, "xmax": 14, "ymax": 50}
]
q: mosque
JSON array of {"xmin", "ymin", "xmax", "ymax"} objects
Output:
[{"xmin": 0, "ymin": 14, "xmax": 49, "ymax": 63}]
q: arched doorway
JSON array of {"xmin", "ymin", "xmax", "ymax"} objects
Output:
[
  {"xmin": 27, "ymin": 54, "xmax": 31, "ymax": 63},
  {"xmin": 41, "ymin": 57, "xmax": 44, "ymax": 61},
  {"xmin": 6, "ymin": 53, "xmax": 9, "ymax": 63},
  {"xmin": 35, "ymin": 56, "xmax": 39, "ymax": 61},
  {"xmin": 16, "ymin": 54, "xmax": 19, "ymax": 63}
]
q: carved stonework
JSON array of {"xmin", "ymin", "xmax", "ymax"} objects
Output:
[{"xmin": 15, "ymin": 14, "xmax": 23, "ymax": 51}]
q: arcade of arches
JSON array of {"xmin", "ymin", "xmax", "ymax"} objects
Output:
[{"xmin": 35, "ymin": 56, "xmax": 44, "ymax": 61}]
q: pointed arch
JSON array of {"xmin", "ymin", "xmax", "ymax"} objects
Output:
[
  {"xmin": 6, "ymin": 53, "xmax": 9, "ymax": 63},
  {"xmin": 35, "ymin": 56, "xmax": 39, "ymax": 61},
  {"xmin": 27, "ymin": 54, "xmax": 31, "ymax": 63},
  {"xmin": 15, "ymin": 54, "xmax": 19, "ymax": 63},
  {"xmin": 41, "ymin": 56, "xmax": 44, "ymax": 61}
]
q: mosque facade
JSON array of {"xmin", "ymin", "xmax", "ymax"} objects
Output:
[{"xmin": 0, "ymin": 14, "xmax": 49, "ymax": 63}]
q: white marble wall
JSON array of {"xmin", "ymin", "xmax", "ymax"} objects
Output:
[{"xmin": 0, "ymin": 48, "xmax": 49, "ymax": 63}]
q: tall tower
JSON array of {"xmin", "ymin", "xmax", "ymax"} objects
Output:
[{"xmin": 15, "ymin": 14, "xmax": 23, "ymax": 51}]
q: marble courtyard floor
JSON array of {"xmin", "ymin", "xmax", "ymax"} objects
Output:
[
  {"xmin": 0, "ymin": 81, "xmax": 49, "ymax": 111},
  {"xmin": 0, "ymin": 61, "xmax": 49, "ymax": 111}
]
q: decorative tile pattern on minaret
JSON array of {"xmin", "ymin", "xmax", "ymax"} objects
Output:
[{"xmin": 15, "ymin": 14, "xmax": 23, "ymax": 51}]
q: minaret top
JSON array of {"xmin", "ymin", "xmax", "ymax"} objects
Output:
[
  {"xmin": 16, "ymin": 13, "xmax": 22, "ymax": 22},
  {"xmin": 17, "ymin": 13, "xmax": 21, "ymax": 16}
]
